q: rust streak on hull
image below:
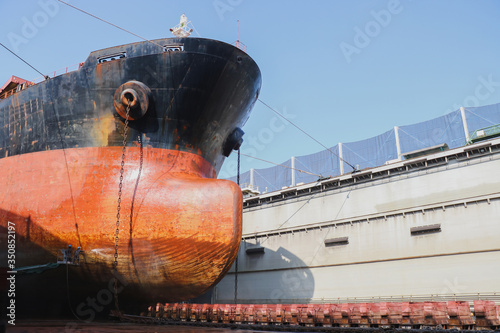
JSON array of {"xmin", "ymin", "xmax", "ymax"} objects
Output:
[{"xmin": 0, "ymin": 146, "xmax": 242, "ymax": 301}]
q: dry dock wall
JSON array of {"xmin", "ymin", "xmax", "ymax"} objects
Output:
[{"xmin": 214, "ymin": 140, "xmax": 500, "ymax": 303}]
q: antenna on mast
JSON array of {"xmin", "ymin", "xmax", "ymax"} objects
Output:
[
  {"xmin": 170, "ymin": 14, "xmax": 193, "ymax": 37},
  {"xmin": 234, "ymin": 20, "xmax": 247, "ymax": 53}
]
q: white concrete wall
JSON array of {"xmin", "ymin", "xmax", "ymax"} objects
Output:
[
  {"xmin": 242, "ymin": 155, "xmax": 500, "ymax": 235},
  {"xmin": 215, "ymin": 154, "xmax": 500, "ymax": 303},
  {"xmin": 216, "ymin": 252, "xmax": 500, "ymax": 303}
]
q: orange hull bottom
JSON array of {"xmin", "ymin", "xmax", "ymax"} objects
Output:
[{"xmin": 0, "ymin": 147, "xmax": 241, "ymax": 303}]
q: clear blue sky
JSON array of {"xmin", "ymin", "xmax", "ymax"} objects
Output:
[{"xmin": 1, "ymin": 1, "xmax": 500, "ymax": 178}]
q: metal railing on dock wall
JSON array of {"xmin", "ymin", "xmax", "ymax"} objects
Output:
[
  {"xmin": 315, "ymin": 293, "xmax": 500, "ymax": 305},
  {"xmin": 217, "ymin": 293, "xmax": 500, "ymax": 306}
]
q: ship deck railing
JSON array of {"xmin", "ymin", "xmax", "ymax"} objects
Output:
[
  {"xmin": 31, "ymin": 62, "xmax": 84, "ymax": 85},
  {"xmin": 0, "ymin": 62, "xmax": 85, "ymax": 100}
]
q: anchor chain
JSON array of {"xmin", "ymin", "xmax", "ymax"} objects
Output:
[{"xmin": 113, "ymin": 100, "xmax": 131, "ymax": 311}]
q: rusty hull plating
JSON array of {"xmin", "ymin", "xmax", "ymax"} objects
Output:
[{"xmin": 0, "ymin": 37, "xmax": 261, "ymax": 308}]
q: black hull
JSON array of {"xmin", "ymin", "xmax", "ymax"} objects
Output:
[{"xmin": 0, "ymin": 37, "xmax": 262, "ymax": 172}]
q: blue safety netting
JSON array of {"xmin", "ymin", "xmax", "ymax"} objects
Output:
[
  {"xmin": 463, "ymin": 104, "xmax": 500, "ymax": 135},
  {"xmin": 295, "ymin": 145, "xmax": 340, "ymax": 181},
  {"xmin": 342, "ymin": 128, "xmax": 398, "ymax": 172},
  {"xmin": 226, "ymin": 103, "xmax": 500, "ymax": 193},
  {"xmin": 398, "ymin": 109, "xmax": 465, "ymax": 153}
]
